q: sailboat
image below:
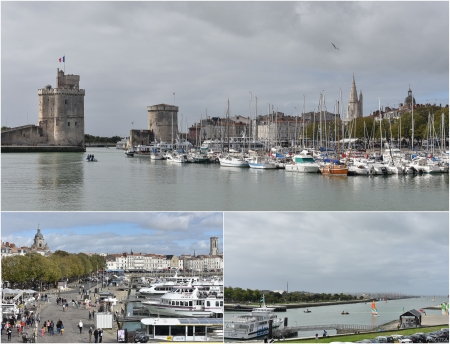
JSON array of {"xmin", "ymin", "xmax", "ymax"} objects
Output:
[{"xmin": 371, "ymin": 300, "xmax": 378, "ymax": 316}]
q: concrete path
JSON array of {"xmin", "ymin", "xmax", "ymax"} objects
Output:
[{"xmin": 3, "ymin": 286, "xmax": 128, "ymax": 343}]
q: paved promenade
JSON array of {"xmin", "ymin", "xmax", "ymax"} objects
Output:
[{"xmin": 3, "ymin": 285, "xmax": 128, "ymax": 343}]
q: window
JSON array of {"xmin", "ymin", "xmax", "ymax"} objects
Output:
[
  {"xmin": 68, "ymin": 122, "xmax": 70, "ymax": 126},
  {"xmin": 65, "ymin": 100, "xmax": 68, "ymax": 104}
]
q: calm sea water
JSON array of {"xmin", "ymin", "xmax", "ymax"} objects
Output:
[
  {"xmin": 1, "ymin": 148, "xmax": 449, "ymax": 211},
  {"xmin": 225, "ymin": 296, "xmax": 448, "ymax": 340}
]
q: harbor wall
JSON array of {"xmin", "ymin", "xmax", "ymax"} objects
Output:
[
  {"xmin": 1, "ymin": 125, "xmax": 46, "ymax": 145},
  {"xmin": 1, "ymin": 145, "xmax": 86, "ymax": 152}
]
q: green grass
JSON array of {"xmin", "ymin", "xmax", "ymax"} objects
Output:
[{"xmin": 286, "ymin": 326, "xmax": 446, "ymax": 343}]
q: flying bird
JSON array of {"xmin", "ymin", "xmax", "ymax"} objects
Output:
[{"xmin": 331, "ymin": 42, "xmax": 339, "ymax": 50}]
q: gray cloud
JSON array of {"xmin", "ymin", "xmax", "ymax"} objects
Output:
[
  {"xmin": 2, "ymin": 2, "xmax": 448, "ymax": 136},
  {"xmin": 224, "ymin": 212, "xmax": 449, "ymax": 295}
]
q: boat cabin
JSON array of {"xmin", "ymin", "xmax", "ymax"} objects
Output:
[{"xmin": 140, "ymin": 317, "xmax": 223, "ymax": 341}]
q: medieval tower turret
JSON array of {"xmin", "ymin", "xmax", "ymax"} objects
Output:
[
  {"xmin": 147, "ymin": 104, "xmax": 179, "ymax": 144},
  {"xmin": 347, "ymin": 74, "xmax": 363, "ymax": 119},
  {"xmin": 210, "ymin": 236, "xmax": 219, "ymax": 256},
  {"xmin": 38, "ymin": 68, "xmax": 85, "ymax": 146}
]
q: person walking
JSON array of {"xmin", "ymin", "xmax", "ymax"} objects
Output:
[
  {"xmin": 56, "ymin": 319, "xmax": 61, "ymax": 335},
  {"xmin": 7, "ymin": 327, "xmax": 12, "ymax": 341},
  {"xmin": 49, "ymin": 320, "xmax": 54, "ymax": 335},
  {"xmin": 89, "ymin": 327, "xmax": 93, "ymax": 343},
  {"xmin": 78, "ymin": 320, "xmax": 83, "ymax": 334},
  {"xmin": 98, "ymin": 328, "xmax": 103, "ymax": 343},
  {"xmin": 93, "ymin": 328, "xmax": 99, "ymax": 343},
  {"xmin": 41, "ymin": 326, "xmax": 45, "ymax": 337},
  {"xmin": 89, "ymin": 310, "xmax": 92, "ymax": 320}
]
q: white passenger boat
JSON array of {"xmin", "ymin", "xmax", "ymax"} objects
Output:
[
  {"xmin": 224, "ymin": 298, "xmax": 285, "ymax": 340},
  {"xmin": 219, "ymin": 155, "xmax": 249, "ymax": 167},
  {"xmin": 141, "ymin": 286, "xmax": 223, "ymax": 318},
  {"xmin": 285, "ymin": 153, "xmax": 320, "ymax": 173},
  {"xmin": 247, "ymin": 155, "xmax": 277, "ymax": 169},
  {"xmin": 116, "ymin": 137, "xmax": 128, "ymax": 149},
  {"xmin": 140, "ymin": 317, "xmax": 223, "ymax": 342}
]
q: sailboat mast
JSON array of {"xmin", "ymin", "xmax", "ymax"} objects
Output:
[
  {"xmin": 411, "ymin": 92, "xmax": 414, "ymax": 150},
  {"xmin": 227, "ymin": 99, "xmax": 230, "ymax": 153},
  {"xmin": 302, "ymin": 95, "xmax": 305, "ymax": 149},
  {"xmin": 379, "ymin": 98, "xmax": 382, "ymax": 154}
]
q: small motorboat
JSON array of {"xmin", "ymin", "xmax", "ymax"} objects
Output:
[
  {"xmin": 86, "ymin": 154, "xmax": 98, "ymax": 162},
  {"xmin": 304, "ymin": 309, "xmax": 311, "ymax": 313},
  {"xmin": 341, "ymin": 311, "xmax": 349, "ymax": 315},
  {"xmin": 125, "ymin": 149, "xmax": 135, "ymax": 157}
]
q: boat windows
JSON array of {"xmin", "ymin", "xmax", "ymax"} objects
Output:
[
  {"xmin": 207, "ymin": 301, "xmax": 210, "ymax": 306},
  {"xmin": 189, "ymin": 301, "xmax": 192, "ymax": 307}
]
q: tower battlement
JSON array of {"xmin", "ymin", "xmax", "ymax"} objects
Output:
[{"xmin": 38, "ymin": 88, "xmax": 85, "ymax": 96}]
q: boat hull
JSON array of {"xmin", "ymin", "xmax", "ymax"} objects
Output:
[
  {"xmin": 320, "ymin": 165, "xmax": 348, "ymax": 175},
  {"xmin": 285, "ymin": 163, "xmax": 319, "ymax": 173},
  {"xmin": 248, "ymin": 162, "xmax": 277, "ymax": 169},
  {"xmin": 219, "ymin": 158, "xmax": 249, "ymax": 167}
]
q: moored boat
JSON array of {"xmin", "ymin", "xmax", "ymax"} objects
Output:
[
  {"xmin": 285, "ymin": 153, "xmax": 320, "ymax": 173},
  {"xmin": 219, "ymin": 155, "xmax": 249, "ymax": 167},
  {"xmin": 248, "ymin": 155, "xmax": 277, "ymax": 169},
  {"xmin": 224, "ymin": 296, "xmax": 284, "ymax": 340}
]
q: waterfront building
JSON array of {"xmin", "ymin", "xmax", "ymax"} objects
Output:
[
  {"xmin": 1, "ymin": 225, "xmax": 50, "ymax": 257},
  {"xmin": 1, "ymin": 68, "xmax": 85, "ymax": 150}
]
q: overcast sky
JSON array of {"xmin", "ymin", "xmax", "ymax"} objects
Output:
[
  {"xmin": 2, "ymin": 2, "xmax": 448, "ymax": 137},
  {"xmin": 224, "ymin": 212, "xmax": 449, "ymax": 296},
  {"xmin": 1, "ymin": 212, "xmax": 223, "ymax": 255}
]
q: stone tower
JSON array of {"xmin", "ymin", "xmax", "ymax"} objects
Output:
[
  {"xmin": 210, "ymin": 236, "xmax": 219, "ymax": 256},
  {"xmin": 347, "ymin": 74, "xmax": 363, "ymax": 119},
  {"xmin": 404, "ymin": 86, "xmax": 416, "ymax": 108},
  {"xmin": 38, "ymin": 68, "xmax": 85, "ymax": 146},
  {"xmin": 147, "ymin": 104, "xmax": 179, "ymax": 144}
]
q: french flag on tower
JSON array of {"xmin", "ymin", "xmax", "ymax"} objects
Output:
[{"xmin": 59, "ymin": 56, "xmax": 65, "ymax": 63}]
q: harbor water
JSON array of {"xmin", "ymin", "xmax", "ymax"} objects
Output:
[
  {"xmin": 225, "ymin": 296, "xmax": 448, "ymax": 340},
  {"xmin": 1, "ymin": 148, "xmax": 449, "ymax": 211}
]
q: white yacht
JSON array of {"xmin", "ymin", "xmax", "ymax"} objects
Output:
[
  {"xmin": 247, "ymin": 155, "xmax": 277, "ymax": 169},
  {"xmin": 285, "ymin": 152, "xmax": 320, "ymax": 173},
  {"xmin": 142, "ymin": 286, "xmax": 223, "ymax": 318},
  {"xmin": 410, "ymin": 157, "xmax": 441, "ymax": 174},
  {"xmin": 219, "ymin": 155, "xmax": 249, "ymax": 167},
  {"xmin": 116, "ymin": 137, "xmax": 128, "ymax": 149},
  {"xmin": 224, "ymin": 299, "xmax": 285, "ymax": 340}
]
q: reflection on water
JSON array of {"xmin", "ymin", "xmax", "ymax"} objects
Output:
[{"xmin": 2, "ymin": 148, "xmax": 449, "ymax": 211}]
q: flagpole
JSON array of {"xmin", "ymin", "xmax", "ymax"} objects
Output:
[{"xmin": 64, "ymin": 54, "xmax": 65, "ymax": 73}]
